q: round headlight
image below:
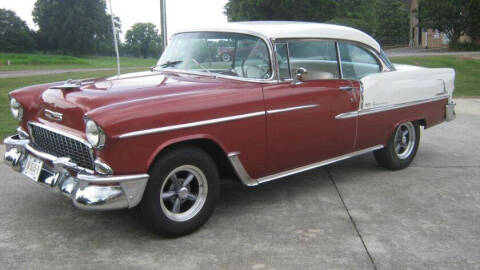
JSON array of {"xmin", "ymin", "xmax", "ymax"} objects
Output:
[
  {"xmin": 10, "ymin": 98, "xmax": 23, "ymax": 121},
  {"xmin": 85, "ymin": 119, "xmax": 105, "ymax": 148}
]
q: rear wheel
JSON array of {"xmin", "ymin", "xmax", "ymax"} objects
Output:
[
  {"xmin": 139, "ymin": 146, "xmax": 220, "ymax": 237},
  {"xmin": 374, "ymin": 121, "xmax": 420, "ymax": 170}
]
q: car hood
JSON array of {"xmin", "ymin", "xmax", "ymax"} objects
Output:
[{"xmin": 15, "ymin": 71, "xmax": 247, "ymax": 131}]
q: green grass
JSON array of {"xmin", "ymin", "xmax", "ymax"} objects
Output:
[
  {"xmin": 0, "ymin": 69, "xmax": 146, "ymax": 139},
  {"xmin": 0, "ymin": 53, "xmax": 156, "ymax": 71},
  {"xmin": 391, "ymin": 55, "xmax": 480, "ymax": 97}
]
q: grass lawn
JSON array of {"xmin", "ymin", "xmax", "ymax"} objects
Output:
[
  {"xmin": 0, "ymin": 53, "xmax": 156, "ymax": 71},
  {"xmin": 391, "ymin": 55, "xmax": 480, "ymax": 97},
  {"xmin": 0, "ymin": 69, "xmax": 146, "ymax": 139}
]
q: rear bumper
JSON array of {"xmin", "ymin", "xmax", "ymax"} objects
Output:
[
  {"xmin": 446, "ymin": 101, "xmax": 456, "ymax": 122},
  {"xmin": 4, "ymin": 134, "xmax": 149, "ymax": 211}
]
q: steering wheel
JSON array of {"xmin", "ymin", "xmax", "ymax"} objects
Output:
[{"xmin": 241, "ymin": 58, "xmax": 271, "ymax": 79}]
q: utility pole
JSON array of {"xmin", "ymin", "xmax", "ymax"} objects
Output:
[
  {"xmin": 160, "ymin": 0, "xmax": 168, "ymax": 50},
  {"xmin": 108, "ymin": 0, "xmax": 121, "ymax": 77}
]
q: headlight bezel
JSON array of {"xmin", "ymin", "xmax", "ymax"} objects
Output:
[
  {"xmin": 10, "ymin": 97, "xmax": 24, "ymax": 121},
  {"xmin": 84, "ymin": 118, "xmax": 106, "ymax": 149}
]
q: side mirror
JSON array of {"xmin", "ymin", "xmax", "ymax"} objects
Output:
[{"xmin": 292, "ymin": 67, "xmax": 307, "ymax": 85}]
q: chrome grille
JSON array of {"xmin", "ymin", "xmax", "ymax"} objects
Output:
[{"xmin": 29, "ymin": 123, "xmax": 94, "ymax": 170}]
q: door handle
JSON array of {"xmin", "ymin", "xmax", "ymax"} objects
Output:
[{"xmin": 339, "ymin": 86, "xmax": 353, "ymax": 91}]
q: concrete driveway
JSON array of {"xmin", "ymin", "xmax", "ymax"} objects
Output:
[{"xmin": 1, "ymin": 99, "xmax": 479, "ymax": 270}]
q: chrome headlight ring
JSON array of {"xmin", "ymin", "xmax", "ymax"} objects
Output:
[
  {"xmin": 10, "ymin": 97, "xmax": 23, "ymax": 121},
  {"xmin": 85, "ymin": 118, "xmax": 106, "ymax": 149}
]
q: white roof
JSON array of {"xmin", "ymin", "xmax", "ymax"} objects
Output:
[{"xmin": 175, "ymin": 21, "xmax": 381, "ymax": 52}]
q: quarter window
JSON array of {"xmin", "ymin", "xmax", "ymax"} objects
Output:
[
  {"xmin": 287, "ymin": 40, "xmax": 340, "ymax": 80},
  {"xmin": 338, "ymin": 42, "xmax": 381, "ymax": 80},
  {"xmin": 275, "ymin": 43, "xmax": 291, "ymax": 79}
]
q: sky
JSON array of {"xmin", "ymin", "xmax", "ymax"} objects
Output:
[{"xmin": 0, "ymin": 0, "xmax": 229, "ymax": 40}]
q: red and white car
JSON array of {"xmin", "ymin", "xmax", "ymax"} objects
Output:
[{"xmin": 4, "ymin": 22, "xmax": 456, "ymax": 237}]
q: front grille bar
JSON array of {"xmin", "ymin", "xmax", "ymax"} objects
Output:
[{"xmin": 27, "ymin": 122, "xmax": 95, "ymax": 170}]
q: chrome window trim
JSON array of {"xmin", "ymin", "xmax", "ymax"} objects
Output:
[
  {"xmin": 118, "ymin": 111, "xmax": 266, "ymax": 139},
  {"xmin": 335, "ymin": 95, "xmax": 449, "ymax": 119},
  {"xmin": 336, "ymin": 40, "xmax": 388, "ymax": 76},
  {"xmin": 272, "ymin": 38, "xmax": 391, "ymax": 83},
  {"xmin": 273, "ymin": 42, "xmax": 292, "ymax": 81},
  {"xmin": 228, "ymin": 145, "xmax": 384, "ymax": 186},
  {"xmin": 154, "ymin": 31, "xmax": 277, "ymax": 84},
  {"xmin": 335, "ymin": 41, "xmax": 344, "ymax": 79},
  {"xmin": 266, "ymin": 104, "xmax": 319, "ymax": 114}
]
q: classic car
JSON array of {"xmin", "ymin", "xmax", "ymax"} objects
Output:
[{"xmin": 4, "ymin": 21, "xmax": 456, "ymax": 237}]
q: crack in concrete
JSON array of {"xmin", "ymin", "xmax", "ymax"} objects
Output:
[{"xmin": 326, "ymin": 168, "xmax": 378, "ymax": 270}]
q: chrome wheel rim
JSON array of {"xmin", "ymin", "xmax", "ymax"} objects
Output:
[
  {"xmin": 394, "ymin": 122, "xmax": 416, "ymax": 160},
  {"xmin": 221, "ymin": 53, "xmax": 231, "ymax": 62},
  {"xmin": 159, "ymin": 165, "xmax": 208, "ymax": 222}
]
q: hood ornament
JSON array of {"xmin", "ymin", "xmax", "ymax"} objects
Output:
[
  {"xmin": 44, "ymin": 109, "xmax": 63, "ymax": 121},
  {"xmin": 51, "ymin": 79, "xmax": 82, "ymax": 90}
]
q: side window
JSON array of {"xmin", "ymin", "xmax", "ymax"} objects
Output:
[
  {"xmin": 287, "ymin": 40, "xmax": 340, "ymax": 80},
  {"xmin": 339, "ymin": 42, "xmax": 381, "ymax": 80},
  {"xmin": 275, "ymin": 43, "xmax": 291, "ymax": 80}
]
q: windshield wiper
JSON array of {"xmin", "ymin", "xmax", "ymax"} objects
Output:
[{"xmin": 158, "ymin": 60, "xmax": 183, "ymax": 68}]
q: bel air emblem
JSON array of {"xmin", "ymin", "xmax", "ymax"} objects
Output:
[{"xmin": 44, "ymin": 109, "xmax": 63, "ymax": 121}]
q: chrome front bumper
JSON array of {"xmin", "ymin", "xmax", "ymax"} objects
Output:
[
  {"xmin": 3, "ymin": 134, "xmax": 149, "ymax": 211},
  {"xmin": 446, "ymin": 101, "xmax": 456, "ymax": 122}
]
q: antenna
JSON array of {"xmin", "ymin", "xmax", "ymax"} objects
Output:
[
  {"xmin": 160, "ymin": 0, "xmax": 167, "ymax": 50},
  {"xmin": 108, "ymin": 0, "xmax": 121, "ymax": 77}
]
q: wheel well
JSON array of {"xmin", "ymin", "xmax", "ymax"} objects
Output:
[{"xmin": 154, "ymin": 139, "xmax": 237, "ymax": 180}]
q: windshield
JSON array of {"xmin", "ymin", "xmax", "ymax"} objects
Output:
[{"xmin": 155, "ymin": 32, "xmax": 272, "ymax": 80}]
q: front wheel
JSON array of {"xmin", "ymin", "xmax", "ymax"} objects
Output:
[
  {"xmin": 374, "ymin": 121, "xmax": 420, "ymax": 170},
  {"xmin": 139, "ymin": 146, "xmax": 220, "ymax": 237}
]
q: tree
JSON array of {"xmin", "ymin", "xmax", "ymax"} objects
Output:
[
  {"xmin": 33, "ymin": 0, "xmax": 113, "ymax": 55},
  {"xmin": 0, "ymin": 9, "xmax": 35, "ymax": 52},
  {"xmin": 417, "ymin": 0, "xmax": 478, "ymax": 43},
  {"xmin": 125, "ymin": 23, "xmax": 163, "ymax": 58},
  {"xmin": 375, "ymin": 0, "xmax": 409, "ymax": 46},
  {"xmin": 464, "ymin": 0, "xmax": 480, "ymax": 41},
  {"xmin": 225, "ymin": 0, "xmax": 337, "ymax": 23},
  {"xmin": 224, "ymin": 0, "xmax": 380, "ymax": 36},
  {"xmin": 328, "ymin": 0, "xmax": 377, "ymax": 35}
]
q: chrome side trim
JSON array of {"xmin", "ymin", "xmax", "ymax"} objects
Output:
[
  {"xmin": 266, "ymin": 104, "xmax": 319, "ymax": 114},
  {"xmin": 119, "ymin": 111, "xmax": 266, "ymax": 139},
  {"xmin": 229, "ymin": 145, "xmax": 384, "ymax": 186},
  {"xmin": 335, "ymin": 95, "xmax": 449, "ymax": 119},
  {"xmin": 227, "ymin": 152, "xmax": 258, "ymax": 186}
]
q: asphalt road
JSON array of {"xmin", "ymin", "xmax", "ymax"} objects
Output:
[{"xmin": 1, "ymin": 99, "xmax": 479, "ymax": 270}]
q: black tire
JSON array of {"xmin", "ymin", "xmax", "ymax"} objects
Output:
[
  {"xmin": 374, "ymin": 121, "xmax": 420, "ymax": 170},
  {"xmin": 139, "ymin": 146, "xmax": 220, "ymax": 237}
]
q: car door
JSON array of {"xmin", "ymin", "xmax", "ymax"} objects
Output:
[{"xmin": 263, "ymin": 40, "xmax": 359, "ymax": 174}]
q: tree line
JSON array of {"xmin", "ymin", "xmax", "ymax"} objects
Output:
[
  {"xmin": 0, "ymin": 0, "xmax": 163, "ymax": 58},
  {"xmin": 224, "ymin": 0, "xmax": 410, "ymax": 46},
  {"xmin": 225, "ymin": 0, "xmax": 480, "ymax": 48}
]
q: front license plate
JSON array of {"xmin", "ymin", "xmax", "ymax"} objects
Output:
[{"xmin": 22, "ymin": 155, "xmax": 43, "ymax": 182}]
